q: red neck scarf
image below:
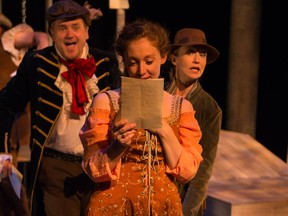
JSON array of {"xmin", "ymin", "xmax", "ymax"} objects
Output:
[{"xmin": 60, "ymin": 57, "xmax": 96, "ymax": 115}]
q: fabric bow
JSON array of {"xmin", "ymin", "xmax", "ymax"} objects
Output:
[{"xmin": 60, "ymin": 57, "xmax": 96, "ymax": 115}]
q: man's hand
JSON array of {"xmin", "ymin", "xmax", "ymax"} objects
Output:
[{"xmin": 0, "ymin": 154, "xmax": 13, "ymax": 181}]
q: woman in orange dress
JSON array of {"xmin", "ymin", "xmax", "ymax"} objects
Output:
[{"xmin": 80, "ymin": 19, "xmax": 203, "ymax": 216}]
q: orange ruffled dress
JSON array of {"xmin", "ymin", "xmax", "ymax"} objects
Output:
[{"xmin": 80, "ymin": 90, "xmax": 203, "ymax": 216}]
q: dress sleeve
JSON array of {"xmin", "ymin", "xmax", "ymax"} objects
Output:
[
  {"xmin": 166, "ymin": 112, "xmax": 203, "ymax": 183},
  {"xmin": 80, "ymin": 108, "xmax": 122, "ymax": 182}
]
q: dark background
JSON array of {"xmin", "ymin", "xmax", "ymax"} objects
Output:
[{"xmin": 2, "ymin": 0, "xmax": 287, "ymax": 161}]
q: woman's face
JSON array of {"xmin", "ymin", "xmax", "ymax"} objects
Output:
[
  {"xmin": 172, "ymin": 45, "xmax": 207, "ymax": 85},
  {"xmin": 124, "ymin": 37, "xmax": 167, "ymax": 79}
]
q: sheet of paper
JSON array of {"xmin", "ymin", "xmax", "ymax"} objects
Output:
[
  {"xmin": 121, "ymin": 77, "xmax": 163, "ymax": 129},
  {"xmin": 9, "ymin": 166, "xmax": 23, "ymax": 198}
]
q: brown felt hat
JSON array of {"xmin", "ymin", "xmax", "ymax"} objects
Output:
[
  {"xmin": 46, "ymin": 0, "xmax": 91, "ymax": 27},
  {"xmin": 171, "ymin": 28, "xmax": 219, "ymax": 64}
]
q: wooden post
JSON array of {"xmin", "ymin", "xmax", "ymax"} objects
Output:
[
  {"xmin": 109, "ymin": 0, "xmax": 129, "ymax": 72},
  {"xmin": 45, "ymin": 0, "xmax": 53, "ymax": 32},
  {"xmin": 226, "ymin": 0, "xmax": 262, "ymax": 137}
]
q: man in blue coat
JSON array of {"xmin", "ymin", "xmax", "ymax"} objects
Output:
[{"xmin": 0, "ymin": 1, "xmax": 120, "ymax": 215}]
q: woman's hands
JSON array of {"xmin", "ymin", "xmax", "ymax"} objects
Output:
[
  {"xmin": 107, "ymin": 119, "xmax": 137, "ymax": 161},
  {"xmin": 113, "ymin": 119, "xmax": 137, "ymax": 146},
  {"xmin": 147, "ymin": 119, "xmax": 170, "ymax": 137}
]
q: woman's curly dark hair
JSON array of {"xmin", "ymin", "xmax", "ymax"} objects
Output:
[{"xmin": 115, "ymin": 18, "xmax": 170, "ymax": 61}]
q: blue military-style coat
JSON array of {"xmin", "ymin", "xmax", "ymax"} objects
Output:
[{"xmin": 0, "ymin": 45, "xmax": 121, "ymax": 214}]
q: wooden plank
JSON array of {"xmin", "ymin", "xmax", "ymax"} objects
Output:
[
  {"xmin": 206, "ymin": 130, "xmax": 288, "ymax": 216},
  {"xmin": 210, "ymin": 130, "xmax": 288, "ymax": 182},
  {"xmin": 209, "ymin": 178, "xmax": 288, "ymax": 204},
  {"xmin": 205, "ymin": 197, "xmax": 288, "ymax": 216},
  {"xmin": 232, "ymin": 201, "xmax": 288, "ymax": 216}
]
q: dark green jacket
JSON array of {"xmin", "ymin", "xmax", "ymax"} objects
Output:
[{"xmin": 166, "ymin": 79, "xmax": 222, "ymax": 216}]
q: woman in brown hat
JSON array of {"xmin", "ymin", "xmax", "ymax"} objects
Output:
[{"xmin": 166, "ymin": 28, "xmax": 222, "ymax": 216}]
